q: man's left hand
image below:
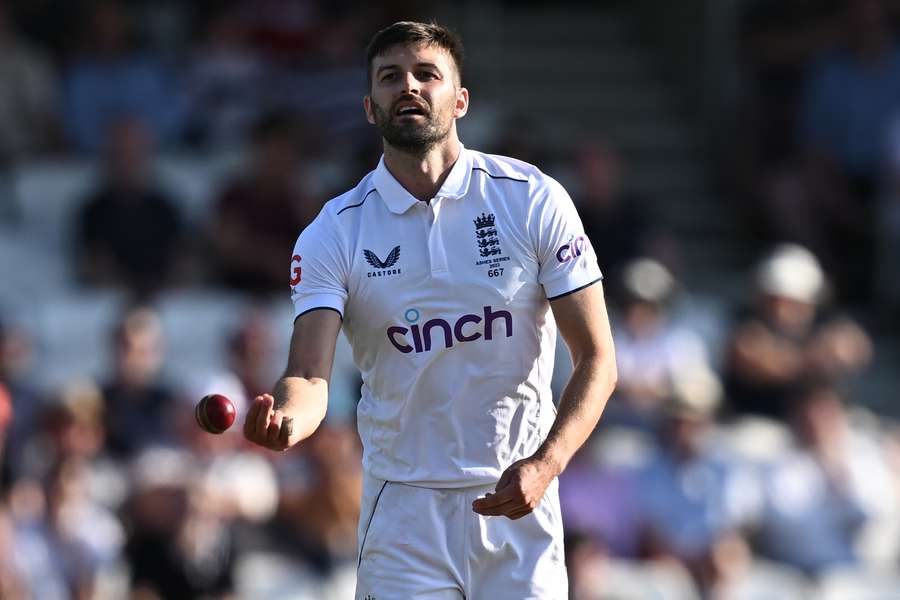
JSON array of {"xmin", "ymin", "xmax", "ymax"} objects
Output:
[{"xmin": 471, "ymin": 456, "xmax": 556, "ymax": 520}]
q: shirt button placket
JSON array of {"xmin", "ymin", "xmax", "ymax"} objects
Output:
[{"xmin": 427, "ymin": 197, "xmax": 448, "ymax": 274}]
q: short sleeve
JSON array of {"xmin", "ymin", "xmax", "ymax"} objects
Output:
[
  {"xmin": 529, "ymin": 176, "xmax": 603, "ymax": 300},
  {"xmin": 289, "ymin": 210, "xmax": 349, "ymax": 319}
]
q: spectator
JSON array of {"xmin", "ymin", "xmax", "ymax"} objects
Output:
[
  {"xmin": 226, "ymin": 310, "xmax": 278, "ymax": 400},
  {"xmin": 14, "ymin": 378, "xmax": 127, "ymax": 511},
  {"xmin": 877, "ymin": 117, "xmax": 900, "ymax": 330},
  {"xmin": 802, "ymin": 0, "xmax": 900, "ymax": 195},
  {"xmin": 184, "ymin": 5, "xmax": 265, "ymax": 148},
  {"xmin": 608, "ymin": 258, "xmax": 714, "ymax": 431},
  {"xmin": 635, "ymin": 369, "xmax": 761, "ymax": 593},
  {"xmin": 174, "ymin": 371, "xmax": 279, "ymax": 529},
  {"xmin": 233, "ymin": 0, "xmax": 324, "ymax": 62},
  {"xmin": 738, "ymin": 0, "xmax": 841, "ymax": 169},
  {"xmin": 268, "ymin": 422, "xmax": 362, "ymax": 576},
  {"xmin": 0, "ymin": 0, "xmax": 59, "ymax": 161},
  {"xmin": 489, "ymin": 113, "xmax": 556, "ymax": 169},
  {"xmin": 787, "ymin": 0, "xmax": 900, "ymax": 301},
  {"xmin": 123, "ymin": 446, "xmax": 236, "ymax": 599},
  {"xmin": 63, "ymin": 0, "xmax": 187, "ymax": 153},
  {"xmin": 12, "ymin": 457, "xmax": 124, "ymax": 600},
  {"xmin": 753, "ymin": 384, "xmax": 899, "ymax": 574},
  {"xmin": 0, "ymin": 382, "xmax": 11, "ymax": 483},
  {"xmin": 0, "ymin": 316, "xmax": 40, "ymax": 486},
  {"xmin": 74, "ymin": 117, "xmax": 189, "ymax": 298},
  {"xmin": 210, "ymin": 111, "xmax": 321, "ymax": 296},
  {"xmin": 559, "ymin": 434, "xmax": 643, "ymax": 560},
  {"xmin": 570, "ymin": 139, "xmax": 674, "ymax": 284},
  {"xmin": 0, "ymin": 503, "xmax": 27, "ymax": 599},
  {"xmin": 724, "ymin": 243, "xmax": 872, "ymax": 418},
  {"xmin": 101, "ymin": 306, "xmax": 178, "ymax": 459}
]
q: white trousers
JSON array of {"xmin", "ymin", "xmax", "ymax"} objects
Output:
[{"xmin": 354, "ymin": 474, "xmax": 568, "ymax": 599}]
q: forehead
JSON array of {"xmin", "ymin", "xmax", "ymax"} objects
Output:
[{"xmin": 372, "ymin": 41, "xmax": 455, "ymax": 72}]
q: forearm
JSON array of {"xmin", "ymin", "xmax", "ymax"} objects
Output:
[
  {"xmin": 533, "ymin": 353, "xmax": 616, "ymax": 476},
  {"xmin": 273, "ymin": 375, "xmax": 329, "ymax": 442}
]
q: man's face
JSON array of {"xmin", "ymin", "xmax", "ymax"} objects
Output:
[{"xmin": 364, "ymin": 42, "xmax": 468, "ymax": 154}]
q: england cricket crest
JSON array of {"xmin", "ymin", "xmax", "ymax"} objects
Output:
[
  {"xmin": 473, "ymin": 212, "xmax": 510, "ymax": 278},
  {"xmin": 474, "ymin": 212, "xmax": 502, "ymax": 257}
]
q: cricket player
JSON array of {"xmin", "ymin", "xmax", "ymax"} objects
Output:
[{"xmin": 244, "ymin": 21, "xmax": 617, "ymax": 599}]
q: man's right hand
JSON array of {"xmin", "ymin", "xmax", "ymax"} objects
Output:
[{"xmin": 243, "ymin": 394, "xmax": 297, "ymax": 451}]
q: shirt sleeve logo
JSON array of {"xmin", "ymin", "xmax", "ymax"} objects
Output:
[
  {"xmin": 289, "ymin": 255, "xmax": 302, "ymax": 286},
  {"xmin": 556, "ymin": 235, "xmax": 588, "ymax": 263},
  {"xmin": 364, "ymin": 246, "xmax": 402, "ymax": 278}
]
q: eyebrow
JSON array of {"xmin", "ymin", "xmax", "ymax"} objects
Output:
[{"xmin": 375, "ymin": 62, "xmax": 442, "ymax": 76}]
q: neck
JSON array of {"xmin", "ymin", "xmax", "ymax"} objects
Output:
[{"xmin": 382, "ymin": 135, "xmax": 461, "ymax": 202}]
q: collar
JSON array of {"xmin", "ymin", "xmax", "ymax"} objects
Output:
[{"xmin": 373, "ymin": 143, "xmax": 473, "ymax": 214}]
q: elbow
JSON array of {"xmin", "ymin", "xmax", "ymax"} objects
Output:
[
  {"xmin": 574, "ymin": 349, "xmax": 618, "ymax": 390},
  {"xmin": 604, "ymin": 357, "xmax": 618, "ymax": 393}
]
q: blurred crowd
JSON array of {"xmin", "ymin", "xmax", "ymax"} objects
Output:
[
  {"xmin": 736, "ymin": 0, "xmax": 900, "ymax": 321},
  {"xmin": 0, "ymin": 0, "xmax": 899, "ymax": 599}
]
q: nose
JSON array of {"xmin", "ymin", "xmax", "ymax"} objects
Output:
[{"xmin": 402, "ymin": 71, "xmax": 421, "ymax": 95}]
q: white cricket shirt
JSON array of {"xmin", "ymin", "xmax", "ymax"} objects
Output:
[{"xmin": 290, "ymin": 144, "xmax": 602, "ymax": 487}]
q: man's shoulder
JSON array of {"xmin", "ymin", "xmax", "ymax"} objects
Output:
[
  {"xmin": 466, "ymin": 149, "xmax": 548, "ymax": 186},
  {"xmin": 467, "ymin": 150, "xmax": 568, "ymax": 201},
  {"xmin": 319, "ymin": 171, "xmax": 379, "ymax": 219}
]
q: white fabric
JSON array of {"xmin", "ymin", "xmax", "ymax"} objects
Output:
[
  {"xmin": 290, "ymin": 145, "xmax": 602, "ymax": 487},
  {"xmin": 355, "ymin": 473, "xmax": 567, "ymax": 599}
]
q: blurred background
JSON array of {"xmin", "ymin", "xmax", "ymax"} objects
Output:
[{"xmin": 0, "ymin": 0, "xmax": 899, "ymax": 598}]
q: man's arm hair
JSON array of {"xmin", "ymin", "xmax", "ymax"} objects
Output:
[
  {"xmin": 534, "ymin": 282, "xmax": 617, "ymax": 475},
  {"xmin": 272, "ymin": 308, "xmax": 343, "ymax": 442}
]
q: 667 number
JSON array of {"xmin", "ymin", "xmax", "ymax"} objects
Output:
[{"xmin": 488, "ymin": 268, "xmax": 504, "ymax": 278}]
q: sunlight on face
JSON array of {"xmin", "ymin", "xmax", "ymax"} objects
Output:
[{"xmin": 365, "ymin": 42, "xmax": 467, "ymax": 153}]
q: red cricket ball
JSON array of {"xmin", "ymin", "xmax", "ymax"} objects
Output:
[{"xmin": 195, "ymin": 393, "xmax": 236, "ymax": 434}]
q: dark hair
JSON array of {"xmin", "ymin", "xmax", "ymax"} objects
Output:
[{"xmin": 365, "ymin": 21, "xmax": 464, "ymax": 87}]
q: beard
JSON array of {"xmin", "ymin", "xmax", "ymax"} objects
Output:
[{"xmin": 370, "ymin": 96, "xmax": 453, "ymax": 155}]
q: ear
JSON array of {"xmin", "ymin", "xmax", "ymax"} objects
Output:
[
  {"xmin": 363, "ymin": 95, "xmax": 376, "ymax": 125},
  {"xmin": 454, "ymin": 87, "xmax": 469, "ymax": 119}
]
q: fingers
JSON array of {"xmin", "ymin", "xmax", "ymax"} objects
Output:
[
  {"xmin": 244, "ymin": 394, "xmax": 295, "ymax": 451},
  {"xmin": 473, "ymin": 458, "xmax": 549, "ymax": 519},
  {"xmin": 266, "ymin": 410, "xmax": 284, "ymax": 446},
  {"xmin": 255, "ymin": 395, "xmax": 273, "ymax": 435},
  {"xmin": 506, "ymin": 507, "xmax": 533, "ymax": 520},
  {"xmin": 243, "ymin": 395, "xmax": 266, "ymax": 439},
  {"xmin": 472, "ymin": 489, "xmax": 515, "ymax": 512},
  {"xmin": 472, "ymin": 490, "xmax": 535, "ymax": 518},
  {"xmin": 472, "ymin": 495, "xmax": 519, "ymax": 517},
  {"xmin": 242, "ymin": 399, "xmax": 259, "ymax": 439}
]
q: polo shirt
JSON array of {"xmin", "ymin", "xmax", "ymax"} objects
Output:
[{"xmin": 290, "ymin": 144, "xmax": 602, "ymax": 487}]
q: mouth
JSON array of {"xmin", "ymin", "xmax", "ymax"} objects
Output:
[{"xmin": 394, "ymin": 102, "xmax": 428, "ymax": 118}]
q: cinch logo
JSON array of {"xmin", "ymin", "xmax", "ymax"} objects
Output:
[
  {"xmin": 556, "ymin": 236, "xmax": 587, "ymax": 263},
  {"xmin": 387, "ymin": 306, "xmax": 513, "ymax": 354}
]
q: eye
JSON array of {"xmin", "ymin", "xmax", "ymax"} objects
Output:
[
  {"xmin": 417, "ymin": 71, "xmax": 438, "ymax": 80},
  {"xmin": 380, "ymin": 72, "xmax": 397, "ymax": 82}
]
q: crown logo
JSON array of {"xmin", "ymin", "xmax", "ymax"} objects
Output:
[{"xmin": 474, "ymin": 212, "xmax": 495, "ymax": 229}]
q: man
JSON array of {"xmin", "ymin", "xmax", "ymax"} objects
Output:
[{"xmin": 243, "ymin": 21, "xmax": 617, "ymax": 599}]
